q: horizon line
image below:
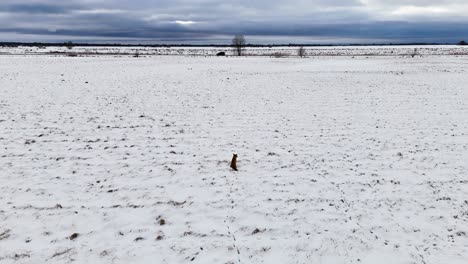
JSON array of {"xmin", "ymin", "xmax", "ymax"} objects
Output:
[{"xmin": 1, "ymin": 41, "xmax": 467, "ymax": 47}]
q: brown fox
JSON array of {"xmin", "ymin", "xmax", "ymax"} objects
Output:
[{"xmin": 230, "ymin": 154, "xmax": 238, "ymax": 171}]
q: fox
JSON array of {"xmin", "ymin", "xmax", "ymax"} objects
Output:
[{"xmin": 230, "ymin": 154, "xmax": 238, "ymax": 171}]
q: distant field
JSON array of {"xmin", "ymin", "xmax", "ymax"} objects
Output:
[
  {"xmin": 0, "ymin": 54, "xmax": 467, "ymax": 264},
  {"xmin": 1, "ymin": 45, "xmax": 468, "ymax": 57}
]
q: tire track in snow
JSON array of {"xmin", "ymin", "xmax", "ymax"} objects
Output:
[{"xmin": 223, "ymin": 173, "xmax": 242, "ymax": 264}]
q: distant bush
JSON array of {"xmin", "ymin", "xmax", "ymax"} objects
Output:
[
  {"xmin": 271, "ymin": 52, "xmax": 288, "ymax": 58},
  {"xmin": 65, "ymin": 41, "xmax": 74, "ymax": 50},
  {"xmin": 458, "ymin": 40, "xmax": 467, "ymax": 46},
  {"xmin": 298, "ymin": 46, "xmax": 306, "ymax": 58}
]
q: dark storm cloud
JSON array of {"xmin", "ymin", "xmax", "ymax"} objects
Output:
[
  {"xmin": 4, "ymin": 4, "xmax": 72, "ymax": 14},
  {"xmin": 0, "ymin": 0, "xmax": 467, "ymax": 43}
]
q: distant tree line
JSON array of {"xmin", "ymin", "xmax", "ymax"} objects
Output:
[{"xmin": 1, "ymin": 42, "xmax": 467, "ymax": 48}]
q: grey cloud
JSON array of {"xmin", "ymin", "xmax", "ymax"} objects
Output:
[
  {"xmin": 4, "ymin": 4, "xmax": 72, "ymax": 14},
  {"xmin": 0, "ymin": 0, "xmax": 467, "ymax": 43}
]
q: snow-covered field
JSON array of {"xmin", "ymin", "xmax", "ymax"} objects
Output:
[
  {"xmin": 1, "ymin": 53, "xmax": 468, "ymax": 264},
  {"xmin": 1, "ymin": 45, "xmax": 468, "ymax": 57}
]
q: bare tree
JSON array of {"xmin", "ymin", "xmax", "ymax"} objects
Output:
[
  {"xmin": 232, "ymin": 34, "xmax": 246, "ymax": 56},
  {"xmin": 298, "ymin": 46, "xmax": 306, "ymax": 58}
]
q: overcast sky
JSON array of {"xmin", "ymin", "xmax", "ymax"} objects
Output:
[{"xmin": 0, "ymin": 0, "xmax": 468, "ymax": 44}]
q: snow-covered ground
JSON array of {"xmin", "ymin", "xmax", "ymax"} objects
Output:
[
  {"xmin": 0, "ymin": 54, "xmax": 468, "ymax": 264},
  {"xmin": 1, "ymin": 45, "xmax": 468, "ymax": 57}
]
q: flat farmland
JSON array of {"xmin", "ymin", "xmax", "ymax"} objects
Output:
[{"xmin": 0, "ymin": 54, "xmax": 467, "ymax": 263}]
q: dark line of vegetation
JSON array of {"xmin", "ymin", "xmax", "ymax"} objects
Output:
[{"xmin": 0, "ymin": 41, "xmax": 466, "ymax": 48}]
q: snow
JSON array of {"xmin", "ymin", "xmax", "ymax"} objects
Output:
[
  {"xmin": 0, "ymin": 53, "xmax": 468, "ymax": 264},
  {"xmin": 1, "ymin": 45, "xmax": 468, "ymax": 57}
]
